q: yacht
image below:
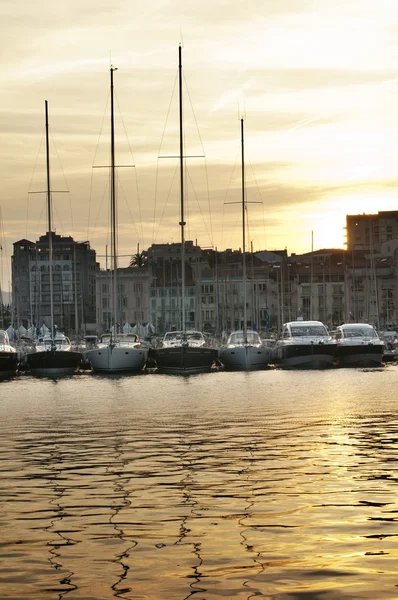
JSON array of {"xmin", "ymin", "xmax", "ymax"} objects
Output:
[
  {"xmin": 26, "ymin": 332, "xmax": 82, "ymax": 376},
  {"xmin": 0, "ymin": 329, "xmax": 18, "ymax": 378},
  {"xmin": 153, "ymin": 330, "xmax": 216, "ymax": 374},
  {"xmin": 334, "ymin": 323, "xmax": 384, "ymax": 367},
  {"xmin": 150, "ymin": 46, "xmax": 216, "ymax": 375},
  {"xmin": 275, "ymin": 320, "xmax": 337, "ymax": 369},
  {"xmin": 86, "ymin": 67, "xmax": 148, "ymax": 374},
  {"xmin": 87, "ymin": 332, "xmax": 147, "ymax": 373},
  {"xmin": 219, "ymin": 330, "xmax": 269, "ymax": 371}
]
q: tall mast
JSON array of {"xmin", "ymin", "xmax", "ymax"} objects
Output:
[
  {"xmin": 179, "ymin": 45, "xmax": 186, "ymax": 334},
  {"xmin": 110, "ymin": 66, "xmax": 118, "ymax": 334},
  {"xmin": 45, "ymin": 100, "xmax": 54, "ymax": 339},
  {"xmin": 241, "ymin": 118, "xmax": 247, "ymax": 343}
]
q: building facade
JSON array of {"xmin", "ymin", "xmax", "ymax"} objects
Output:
[{"xmin": 12, "ymin": 232, "xmax": 96, "ymax": 334}]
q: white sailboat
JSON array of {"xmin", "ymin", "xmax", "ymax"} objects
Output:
[
  {"xmin": 219, "ymin": 119, "xmax": 269, "ymax": 371},
  {"xmin": 87, "ymin": 67, "xmax": 147, "ymax": 374}
]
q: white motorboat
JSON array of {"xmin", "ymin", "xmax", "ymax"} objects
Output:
[
  {"xmin": 87, "ymin": 67, "xmax": 147, "ymax": 374},
  {"xmin": 275, "ymin": 320, "xmax": 337, "ymax": 369},
  {"xmin": 219, "ymin": 330, "xmax": 269, "ymax": 371},
  {"xmin": 87, "ymin": 332, "xmax": 147, "ymax": 373},
  {"xmin": 334, "ymin": 323, "xmax": 384, "ymax": 367}
]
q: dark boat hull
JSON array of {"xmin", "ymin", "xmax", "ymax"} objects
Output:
[
  {"xmin": 26, "ymin": 350, "xmax": 82, "ymax": 376},
  {"xmin": 0, "ymin": 351, "xmax": 19, "ymax": 378},
  {"xmin": 278, "ymin": 343, "xmax": 337, "ymax": 369},
  {"xmin": 151, "ymin": 346, "xmax": 216, "ymax": 374},
  {"xmin": 336, "ymin": 344, "xmax": 384, "ymax": 368}
]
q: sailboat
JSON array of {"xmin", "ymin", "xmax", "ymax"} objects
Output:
[
  {"xmin": 26, "ymin": 101, "xmax": 83, "ymax": 376},
  {"xmin": 152, "ymin": 46, "xmax": 217, "ymax": 374},
  {"xmin": 87, "ymin": 67, "xmax": 147, "ymax": 374},
  {"xmin": 219, "ymin": 119, "xmax": 269, "ymax": 370}
]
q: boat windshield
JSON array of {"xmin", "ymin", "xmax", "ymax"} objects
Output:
[
  {"xmin": 164, "ymin": 331, "xmax": 204, "ymax": 342},
  {"xmin": 290, "ymin": 326, "xmax": 328, "ymax": 337},
  {"xmin": 229, "ymin": 331, "xmax": 261, "ymax": 344},
  {"xmin": 0, "ymin": 330, "xmax": 10, "ymax": 345},
  {"xmin": 343, "ymin": 327, "xmax": 377, "ymax": 338}
]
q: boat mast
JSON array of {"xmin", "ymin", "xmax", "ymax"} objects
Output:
[
  {"xmin": 241, "ymin": 118, "xmax": 247, "ymax": 343},
  {"xmin": 45, "ymin": 100, "xmax": 55, "ymax": 340},
  {"xmin": 179, "ymin": 45, "xmax": 186, "ymax": 334},
  {"xmin": 110, "ymin": 66, "xmax": 118, "ymax": 335}
]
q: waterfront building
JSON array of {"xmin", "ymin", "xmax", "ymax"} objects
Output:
[
  {"xmin": 95, "ymin": 265, "xmax": 151, "ymax": 333},
  {"xmin": 12, "ymin": 233, "xmax": 96, "ymax": 334},
  {"xmin": 346, "ymin": 210, "xmax": 398, "ymax": 251}
]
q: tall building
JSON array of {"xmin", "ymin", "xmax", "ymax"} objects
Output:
[
  {"xmin": 12, "ymin": 232, "xmax": 96, "ymax": 333},
  {"xmin": 346, "ymin": 211, "xmax": 398, "ymax": 251}
]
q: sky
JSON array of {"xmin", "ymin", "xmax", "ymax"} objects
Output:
[{"xmin": 1, "ymin": 0, "xmax": 398, "ymax": 293}]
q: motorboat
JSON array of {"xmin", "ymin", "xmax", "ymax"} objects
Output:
[
  {"xmin": 219, "ymin": 329, "xmax": 269, "ymax": 371},
  {"xmin": 87, "ymin": 332, "xmax": 147, "ymax": 373},
  {"xmin": 152, "ymin": 330, "xmax": 216, "ymax": 375},
  {"xmin": 380, "ymin": 330, "xmax": 398, "ymax": 362},
  {"xmin": 0, "ymin": 329, "xmax": 18, "ymax": 378},
  {"xmin": 26, "ymin": 332, "xmax": 82, "ymax": 376},
  {"xmin": 334, "ymin": 323, "xmax": 384, "ymax": 367},
  {"xmin": 274, "ymin": 320, "xmax": 337, "ymax": 369}
]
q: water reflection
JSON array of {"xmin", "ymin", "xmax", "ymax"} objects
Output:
[{"xmin": 0, "ymin": 369, "xmax": 398, "ymax": 598}]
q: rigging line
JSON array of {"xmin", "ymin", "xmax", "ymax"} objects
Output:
[
  {"xmin": 114, "ymin": 94, "xmax": 145, "ymax": 249},
  {"xmin": 88, "ymin": 180, "xmax": 110, "ymax": 246},
  {"xmin": 152, "ymin": 71, "xmax": 179, "ymax": 244},
  {"xmin": 49, "ymin": 129, "xmax": 75, "ymax": 239},
  {"xmin": 183, "ymin": 73, "xmax": 214, "ymax": 247},
  {"xmin": 221, "ymin": 145, "xmax": 240, "ymax": 250},
  {"xmin": 153, "ymin": 163, "xmax": 179, "ymax": 243},
  {"xmin": 26, "ymin": 129, "xmax": 45, "ymax": 240},
  {"xmin": 185, "ymin": 167, "xmax": 213, "ymax": 248},
  {"xmin": 87, "ymin": 89, "xmax": 111, "ymax": 241},
  {"xmin": 117, "ymin": 173, "xmax": 142, "ymax": 245}
]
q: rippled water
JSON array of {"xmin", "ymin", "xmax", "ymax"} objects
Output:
[{"xmin": 1, "ymin": 367, "xmax": 398, "ymax": 599}]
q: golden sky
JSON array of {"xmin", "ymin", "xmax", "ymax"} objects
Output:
[{"xmin": 1, "ymin": 0, "xmax": 398, "ymax": 291}]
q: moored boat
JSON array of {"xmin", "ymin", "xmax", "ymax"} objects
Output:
[
  {"xmin": 150, "ymin": 46, "xmax": 216, "ymax": 375},
  {"xmin": 274, "ymin": 320, "xmax": 337, "ymax": 369},
  {"xmin": 87, "ymin": 332, "xmax": 147, "ymax": 373},
  {"xmin": 0, "ymin": 329, "xmax": 19, "ymax": 378},
  {"xmin": 333, "ymin": 323, "xmax": 384, "ymax": 368},
  {"xmin": 152, "ymin": 330, "xmax": 216, "ymax": 374},
  {"xmin": 219, "ymin": 330, "xmax": 269, "ymax": 371},
  {"xmin": 86, "ymin": 67, "xmax": 148, "ymax": 374},
  {"xmin": 24, "ymin": 101, "xmax": 83, "ymax": 377},
  {"xmin": 26, "ymin": 332, "xmax": 82, "ymax": 376}
]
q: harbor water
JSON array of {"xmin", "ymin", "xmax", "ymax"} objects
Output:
[{"xmin": 1, "ymin": 367, "xmax": 398, "ymax": 599}]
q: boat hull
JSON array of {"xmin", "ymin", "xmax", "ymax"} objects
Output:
[
  {"xmin": 219, "ymin": 346, "xmax": 269, "ymax": 371},
  {"xmin": 277, "ymin": 343, "xmax": 336, "ymax": 369},
  {"xmin": 0, "ymin": 351, "xmax": 19, "ymax": 378},
  {"xmin": 87, "ymin": 345, "xmax": 147, "ymax": 373},
  {"xmin": 336, "ymin": 344, "xmax": 384, "ymax": 368},
  {"xmin": 26, "ymin": 350, "xmax": 82, "ymax": 376},
  {"xmin": 152, "ymin": 346, "xmax": 216, "ymax": 374}
]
